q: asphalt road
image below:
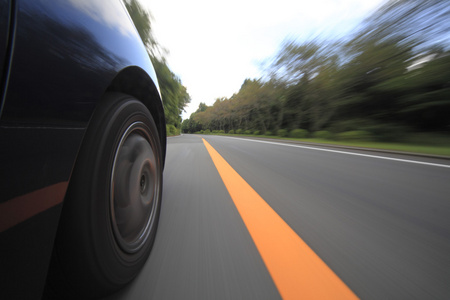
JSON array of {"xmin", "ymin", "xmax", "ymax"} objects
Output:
[{"xmin": 106, "ymin": 134, "xmax": 450, "ymax": 299}]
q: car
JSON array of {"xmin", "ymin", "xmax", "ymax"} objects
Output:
[{"xmin": 0, "ymin": 0, "xmax": 166, "ymax": 299}]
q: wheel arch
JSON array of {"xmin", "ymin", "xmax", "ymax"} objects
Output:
[
  {"xmin": 105, "ymin": 66, "xmax": 166, "ymax": 167},
  {"xmin": 46, "ymin": 94, "xmax": 164, "ymax": 298}
]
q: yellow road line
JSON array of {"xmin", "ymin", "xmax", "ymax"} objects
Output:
[{"xmin": 203, "ymin": 138, "xmax": 358, "ymax": 300}]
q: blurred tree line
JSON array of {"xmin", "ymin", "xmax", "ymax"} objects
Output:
[
  {"xmin": 125, "ymin": 0, "xmax": 190, "ymax": 135},
  {"xmin": 182, "ymin": 0, "xmax": 450, "ymax": 142}
]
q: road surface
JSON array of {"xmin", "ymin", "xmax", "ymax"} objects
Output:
[{"xmin": 106, "ymin": 134, "xmax": 450, "ymax": 299}]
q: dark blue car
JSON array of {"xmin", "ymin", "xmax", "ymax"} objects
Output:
[{"xmin": 0, "ymin": 0, "xmax": 166, "ymax": 298}]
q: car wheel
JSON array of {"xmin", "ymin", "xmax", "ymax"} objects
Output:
[{"xmin": 45, "ymin": 93, "xmax": 163, "ymax": 298}]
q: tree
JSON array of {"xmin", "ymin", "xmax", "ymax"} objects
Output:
[
  {"xmin": 336, "ymin": 0, "xmax": 450, "ymax": 132},
  {"xmin": 150, "ymin": 57, "xmax": 191, "ymax": 127},
  {"xmin": 124, "ymin": 0, "xmax": 160, "ymax": 55},
  {"xmin": 178, "ymin": 0, "xmax": 450, "ymax": 138},
  {"xmin": 269, "ymin": 40, "xmax": 342, "ymax": 131},
  {"xmin": 124, "ymin": 0, "xmax": 190, "ymax": 129}
]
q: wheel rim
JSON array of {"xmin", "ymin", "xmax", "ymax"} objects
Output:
[{"xmin": 110, "ymin": 121, "xmax": 159, "ymax": 254}]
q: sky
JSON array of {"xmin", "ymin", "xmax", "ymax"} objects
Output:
[{"xmin": 143, "ymin": 0, "xmax": 386, "ymax": 120}]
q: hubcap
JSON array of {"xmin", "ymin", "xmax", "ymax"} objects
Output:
[{"xmin": 110, "ymin": 122, "xmax": 159, "ymax": 253}]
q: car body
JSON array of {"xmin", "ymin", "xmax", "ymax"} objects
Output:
[{"xmin": 0, "ymin": 0, "xmax": 166, "ymax": 298}]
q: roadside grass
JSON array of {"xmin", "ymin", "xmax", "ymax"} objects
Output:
[{"xmin": 199, "ymin": 133, "xmax": 450, "ymax": 157}]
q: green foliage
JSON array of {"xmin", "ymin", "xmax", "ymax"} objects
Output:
[
  {"xmin": 289, "ymin": 129, "xmax": 308, "ymax": 138},
  {"xmin": 313, "ymin": 131, "xmax": 332, "ymax": 140},
  {"xmin": 204, "ymin": 129, "xmax": 211, "ymax": 134},
  {"xmin": 328, "ymin": 119, "xmax": 370, "ymax": 133},
  {"xmin": 244, "ymin": 130, "xmax": 252, "ymax": 135},
  {"xmin": 151, "ymin": 57, "xmax": 190, "ymax": 128},
  {"xmin": 253, "ymin": 130, "xmax": 261, "ymax": 135},
  {"xmin": 181, "ymin": 119, "xmax": 190, "ymax": 133},
  {"xmin": 336, "ymin": 131, "xmax": 372, "ymax": 141},
  {"xmin": 166, "ymin": 1, "xmax": 450, "ymax": 141},
  {"xmin": 361, "ymin": 123, "xmax": 409, "ymax": 142},
  {"xmin": 124, "ymin": 0, "xmax": 157, "ymax": 53},
  {"xmin": 400, "ymin": 132, "xmax": 450, "ymax": 146},
  {"xmin": 125, "ymin": 0, "xmax": 190, "ymax": 132},
  {"xmin": 277, "ymin": 129, "xmax": 288, "ymax": 137},
  {"xmin": 228, "ymin": 130, "xmax": 235, "ymax": 134},
  {"xmin": 166, "ymin": 124, "xmax": 177, "ymax": 136},
  {"xmin": 218, "ymin": 130, "xmax": 225, "ymax": 134},
  {"xmin": 196, "ymin": 102, "xmax": 208, "ymax": 112}
]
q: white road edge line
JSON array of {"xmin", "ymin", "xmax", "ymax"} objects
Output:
[{"xmin": 216, "ymin": 136, "xmax": 450, "ymax": 169}]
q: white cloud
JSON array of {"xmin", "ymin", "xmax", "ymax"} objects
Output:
[{"xmin": 143, "ymin": 0, "xmax": 385, "ymax": 119}]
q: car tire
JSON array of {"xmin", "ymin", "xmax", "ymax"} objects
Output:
[{"xmin": 45, "ymin": 92, "xmax": 163, "ymax": 299}]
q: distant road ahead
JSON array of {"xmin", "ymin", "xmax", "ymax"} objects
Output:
[{"xmin": 107, "ymin": 134, "xmax": 450, "ymax": 300}]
